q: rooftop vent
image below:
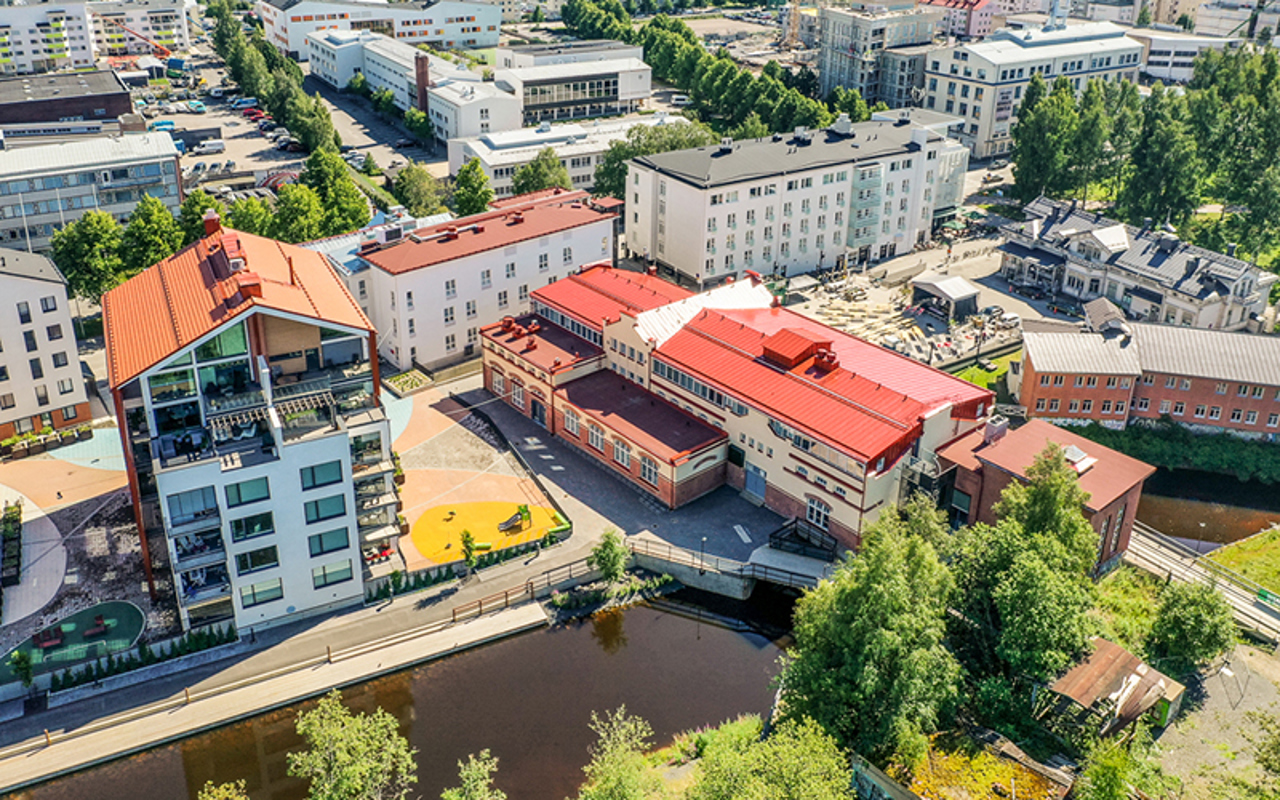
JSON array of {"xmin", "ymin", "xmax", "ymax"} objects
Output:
[
  {"xmin": 719, "ymin": 136, "xmax": 733, "ymax": 153},
  {"xmin": 983, "ymin": 415, "xmax": 1008, "ymax": 446},
  {"xmin": 536, "ymin": 121, "xmax": 552, "ymax": 133},
  {"xmin": 830, "ymin": 112, "xmax": 852, "ymax": 135}
]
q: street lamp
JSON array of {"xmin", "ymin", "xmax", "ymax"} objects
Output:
[{"xmin": 699, "ymin": 536, "xmax": 707, "ymax": 576}]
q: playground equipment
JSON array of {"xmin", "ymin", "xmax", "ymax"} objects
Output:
[{"xmin": 498, "ymin": 504, "xmax": 531, "ymax": 532}]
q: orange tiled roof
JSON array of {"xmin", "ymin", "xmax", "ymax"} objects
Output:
[{"xmin": 104, "ymin": 223, "xmax": 371, "ymax": 388}]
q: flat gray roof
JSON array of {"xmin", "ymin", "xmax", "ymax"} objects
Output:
[
  {"xmin": 0, "ymin": 248, "xmax": 65, "ymax": 285},
  {"xmin": 632, "ymin": 119, "xmax": 925, "ymax": 189},
  {"xmin": 0, "ymin": 71, "xmax": 128, "ymax": 106},
  {"xmin": 502, "ymin": 40, "xmax": 636, "ymax": 55}
]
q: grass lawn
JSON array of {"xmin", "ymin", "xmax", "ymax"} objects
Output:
[
  {"xmin": 1091, "ymin": 565, "xmax": 1162, "ymax": 658},
  {"xmin": 1209, "ymin": 527, "xmax": 1280, "ymax": 593},
  {"xmin": 952, "ymin": 349, "xmax": 1021, "ymax": 391}
]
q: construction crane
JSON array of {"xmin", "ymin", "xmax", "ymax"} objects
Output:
[
  {"xmin": 105, "ymin": 18, "xmax": 171, "ymax": 59},
  {"xmin": 783, "ymin": 0, "xmax": 802, "ymax": 50}
]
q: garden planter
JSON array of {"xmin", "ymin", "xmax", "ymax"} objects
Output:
[
  {"xmin": 394, "ymin": 472, "xmax": 406, "ymax": 487},
  {"xmin": 43, "ymin": 436, "xmax": 61, "ymax": 451},
  {"xmin": 77, "ymin": 427, "xmax": 93, "ymax": 441},
  {"xmin": 60, "ymin": 432, "xmax": 77, "ymax": 445},
  {"xmin": 0, "ymin": 443, "xmax": 12, "ymax": 457},
  {"xmin": 398, "ymin": 520, "xmax": 410, "ymax": 536},
  {"xmin": 27, "ymin": 440, "xmax": 44, "ymax": 455},
  {"xmin": 11, "ymin": 443, "xmax": 28, "ymax": 459}
]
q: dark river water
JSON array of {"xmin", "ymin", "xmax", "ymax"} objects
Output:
[
  {"xmin": 1138, "ymin": 468, "xmax": 1280, "ymax": 548},
  {"xmin": 19, "ymin": 594, "xmax": 789, "ymax": 800}
]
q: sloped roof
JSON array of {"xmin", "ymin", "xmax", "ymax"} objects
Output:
[
  {"xmin": 1050, "ymin": 637, "xmax": 1183, "ymax": 735},
  {"xmin": 633, "ymin": 279, "xmax": 774, "ymax": 347},
  {"xmin": 0, "ymin": 248, "xmax": 66, "ymax": 285},
  {"xmin": 1022, "ymin": 330, "xmax": 1142, "ymax": 376},
  {"xmin": 104, "ymin": 222, "xmax": 371, "ymax": 388},
  {"xmin": 1131, "ymin": 323, "xmax": 1280, "ymax": 385},
  {"xmin": 532, "ymin": 265, "xmax": 692, "ymax": 329}
]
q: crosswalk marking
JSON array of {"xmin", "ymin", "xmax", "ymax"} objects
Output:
[{"xmin": 734, "ymin": 525, "xmax": 752, "ymax": 543}]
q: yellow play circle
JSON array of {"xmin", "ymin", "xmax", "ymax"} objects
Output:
[{"xmin": 409, "ymin": 501, "xmax": 559, "ymax": 564}]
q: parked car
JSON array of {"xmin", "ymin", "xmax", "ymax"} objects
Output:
[
  {"xmin": 243, "ymin": 108, "xmax": 264, "ymax": 119},
  {"xmin": 223, "ymin": 161, "xmax": 236, "ymax": 173},
  {"xmin": 998, "ymin": 312, "xmax": 1022, "ymax": 329},
  {"xmin": 207, "ymin": 161, "xmax": 223, "ymax": 173},
  {"xmin": 1048, "ymin": 301, "xmax": 1083, "ymax": 318},
  {"xmin": 980, "ymin": 305, "xmax": 1004, "ymax": 317},
  {"xmin": 339, "ymin": 144, "xmax": 356, "ymax": 153},
  {"xmin": 191, "ymin": 161, "xmax": 208, "ymax": 173},
  {"xmin": 982, "ymin": 172, "xmax": 1003, "ymax": 184},
  {"xmin": 394, "ymin": 138, "xmax": 413, "ymax": 148},
  {"xmin": 259, "ymin": 121, "xmax": 278, "ymax": 132},
  {"xmin": 991, "ymin": 158, "xmax": 1009, "ymax": 169},
  {"xmin": 187, "ymin": 100, "xmax": 207, "ymax": 113},
  {"xmin": 285, "ymin": 140, "xmax": 306, "ymax": 152}
]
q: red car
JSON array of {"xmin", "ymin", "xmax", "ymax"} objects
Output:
[{"xmin": 242, "ymin": 108, "xmax": 264, "ymax": 119}]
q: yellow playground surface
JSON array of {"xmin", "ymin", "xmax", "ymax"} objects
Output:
[{"xmin": 409, "ymin": 501, "xmax": 559, "ymax": 565}]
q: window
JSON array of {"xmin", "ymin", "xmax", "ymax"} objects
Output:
[
  {"xmin": 240, "ymin": 577, "xmax": 283, "ymax": 608},
  {"xmin": 1159, "ymin": 399, "xmax": 1171, "ymax": 414},
  {"xmin": 1246, "ymin": 410, "xmax": 1258, "ymax": 425},
  {"xmin": 301, "ymin": 460, "xmax": 342, "ymax": 490},
  {"xmin": 1194, "ymin": 405, "xmax": 1206, "ymax": 418},
  {"xmin": 640, "ymin": 455, "xmax": 658, "ymax": 486},
  {"xmin": 445, "ymin": 279, "xmax": 456, "ymax": 298},
  {"xmin": 57, "ymin": 378, "xmax": 73, "ymax": 395},
  {"xmin": 24, "ymin": 331, "xmax": 37, "ymax": 353},
  {"xmin": 39, "ymin": 296, "xmax": 56, "ymax": 313},
  {"xmin": 1216, "ymin": 382, "xmax": 1228, "ymax": 394},
  {"xmin": 1039, "ymin": 375, "xmax": 1050, "ymax": 386},
  {"xmin": 1102, "ymin": 400, "xmax": 1113, "ymax": 414},
  {"xmin": 408, "ymin": 319, "xmax": 416, "ymax": 337},
  {"xmin": 167, "ymin": 486, "xmax": 218, "ymax": 526},
  {"xmin": 61, "ymin": 405, "xmax": 78, "ymax": 422},
  {"xmin": 406, "ymin": 291, "xmax": 414, "ymax": 311},
  {"xmin": 498, "ymin": 290, "xmax": 509, "ymax": 309},
  {"xmin": 230, "ymin": 511, "xmax": 274, "ymax": 542},
  {"xmin": 17, "ymin": 302, "xmax": 29, "ymax": 324},
  {"xmin": 506, "ymin": 262, "xmax": 516, "ymax": 279},
  {"xmin": 445, "ymin": 333, "xmax": 456, "ymax": 352},
  {"xmin": 0, "ymin": 394, "xmax": 12, "ymax": 410},
  {"xmin": 466, "ymin": 300, "xmax": 477, "ymax": 319},
  {"xmin": 518, "ymin": 285, "xmax": 529, "ymax": 302},
  {"xmin": 562, "ymin": 246, "xmax": 573, "ymax": 265},
  {"xmin": 444, "ymin": 306, "xmax": 455, "ymax": 325},
  {"xmin": 564, "ymin": 408, "xmax": 579, "ymax": 436},
  {"xmin": 806, "ymin": 498, "xmax": 831, "ymax": 531},
  {"xmin": 539, "ymin": 253, "xmax": 549, "ymax": 272},
  {"xmin": 1174, "ymin": 402, "xmax": 1186, "ymax": 416},
  {"xmin": 313, "ymin": 559, "xmax": 353, "ymax": 588},
  {"xmin": 1053, "ymin": 375, "xmax": 1064, "ymax": 387},
  {"xmin": 46, "ymin": 324, "xmax": 62, "ymax": 342},
  {"xmin": 492, "ymin": 372, "xmax": 505, "ymax": 397},
  {"xmin": 52, "ymin": 352, "xmax": 67, "ymax": 368},
  {"xmin": 511, "ymin": 382, "xmax": 523, "ymax": 408},
  {"xmin": 226, "ymin": 477, "xmax": 270, "ymax": 508},
  {"xmin": 305, "ymin": 494, "xmax": 347, "ymax": 524},
  {"xmin": 1106, "ymin": 376, "xmax": 1118, "ymax": 389},
  {"xmin": 588, "ymin": 424, "xmax": 604, "ymax": 451},
  {"xmin": 309, "ymin": 527, "xmax": 349, "ymax": 557},
  {"xmin": 1230, "ymin": 408, "xmax": 1244, "ymax": 423},
  {"xmin": 1035, "ymin": 398, "xmax": 1046, "ymax": 412},
  {"xmin": 1081, "ymin": 399, "xmax": 1093, "ymax": 413},
  {"xmin": 235, "ymin": 545, "xmax": 279, "ymax": 575},
  {"xmin": 614, "ymin": 440, "xmax": 631, "ymax": 468},
  {"xmin": 1209, "ymin": 406, "xmax": 1222, "ymax": 420}
]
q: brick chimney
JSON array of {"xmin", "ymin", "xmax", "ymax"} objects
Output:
[{"xmin": 203, "ymin": 208, "xmax": 222, "ymax": 236}]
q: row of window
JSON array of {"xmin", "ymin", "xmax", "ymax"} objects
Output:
[
  {"xmin": 1038, "ymin": 373, "xmax": 1132, "ymax": 389},
  {"xmin": 562, "ymin": 406, "xmax": 661, "ymax": 487},
  {"xmin": 1040, "ymin": 371, "xmax": 1280, "ymax": 400},
  {"xmin": 238, "ymin": 558, "xmax": 353, "ymax": 608},
  {"xmin": 533, "ymin": 302, "xmax": 603, "ymax": 346},
  {"xmin": 652, "ymin": 359, "xmax": 747, "ymax": 416}
]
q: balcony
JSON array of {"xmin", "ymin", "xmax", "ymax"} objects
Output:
[
  {"xmin": 358, "ymin": 491, "xmax": 400, "ymax": 513},
  {"xmin": 180, "ymin": 563, "xmax": 231, "ymax": 607},
  {"xmin": 167, "ymin": 506, "xmax": 220, "ymax": 537},
  {"xmin": 172, "ymin": 530, "xmax": 226, "ymax": 570},
  {"xmin": 204, "ymin": 386, "xmax": 266, "ymax": 417}
]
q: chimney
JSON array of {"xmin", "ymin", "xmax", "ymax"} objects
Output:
[
  {"xmin": 236, "ymin": 272, "xmax": 263, "ymax": 299},
  {"xmin": 203, "ymin": 208, "xmax": 222, "ymax": 236},
  {"xmin": 1141, "ymin": 217, "xmax": 1153, "ymax": 233},
  {"xmin": 719, "ymin": 136, "xmax": 733, "ymax": 153},
  {"xmin": 1227, "ymin": 243, "xmax": 1239, "ymax": 257},
  {"xmin": 831, "ymin": 112, "xmax": 852, "ymax": 135},
  {"xmin": 983, "ymin": 415, "xmax": 1009, "ymax": 446}
]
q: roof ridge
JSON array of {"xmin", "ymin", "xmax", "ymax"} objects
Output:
[{"xmin": 155, "ymin": 246, "xmax": 186, "ymax": 348}]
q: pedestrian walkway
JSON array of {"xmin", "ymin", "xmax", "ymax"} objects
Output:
[{"xmin": 0, "ymin": 487, "xmax": 65, "ymax": 627}]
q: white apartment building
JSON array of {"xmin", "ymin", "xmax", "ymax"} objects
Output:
[
  {"xmin": 1194, "ymin": 0, "xmax": 1279, "ymax": 36},
  {"xmin": 0, "ymin": 3, "xmax": 95, "ymax": 74},
  {"xmin": 89, "ymin": 0, "xmax": 191, "ymax": 58},
  {"xmin": 447, "ymin": 114, "xmax": 678, "ymax": 197},
  {"xmin": 817, "ymin": 3, "xmax": 943, "ymax": 103},
  {"xmin": 0, "ymin": 133, "xmax": 181, "ymax": 251},
  {"xmin": 494, "ymin": 57, "xmax": 650, "ymax": 125},
  {"xmin": 626, "ymin": 114, "xmax": 970, "ymax": 288},
  {"xmin": 494, "ymin": 39, "xmax": 642, "ymax": 69},
  {"xmin": 105, "ymin": 213, "xmax": 394, "ymax": 632},
  {"xmin": 426, "ymin": 77, "xmax": 522, "ymax": 144},
  {"xmin": 0, "ymin": 248, "xmax": 89, "ymax": 439},
  {"xmin": 259, "ymin": 0, "xmax": 500, "ymax": 61},
  {"xmin": 922, "ymin": 21, "xmax": 1142, "ymax": 158},
  {"xmin": 333, "ymin": 189, "xmax": 617, "ymax": 371},
  {"xmin": 1127, "ymin": 28, "xmax": 1240, "ymax": 82}
]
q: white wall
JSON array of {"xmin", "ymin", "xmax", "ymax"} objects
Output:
[
  {"xmin": 0, "ymin": 4, "xmax": 95, "ymax": 74},
  {"xmin": 426, "ymin": 81, "xmax": 523, "ymax": 142},
  {"xmin": 260, "ymin": 0, "xmax": 500, "ymax": 60},
  {"xmin": 0, "ymin": 273, "xmax": 87, "ymax": 431}
]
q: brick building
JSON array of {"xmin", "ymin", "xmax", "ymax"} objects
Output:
[
  {"xmin": 1015, "ymin": 313, "xmax": 1280, "ymax": 439},
  {"xmin": 482, "ymin": 266, "xmax": 993, "ymax": 549},
  {"xmin": 937, "ymin": 418, "xmax": 1155, "ymax": 572}
]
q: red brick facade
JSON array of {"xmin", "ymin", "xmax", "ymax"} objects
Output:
[{"xmin": 0, "ymin": 400, "xmax": 92, "ymax": 441}]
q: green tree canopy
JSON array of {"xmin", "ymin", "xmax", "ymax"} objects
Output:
[
  {"xmin": 271, "ymin": 183, "xmax": 326, "ymax": 243},
  {"xmin": 121, "ymin": 194, "xmax": 184, "ymax": 275},
  {"xmin": 779, "ymin": 505, "xmax": 960, "ymax": 768},
  {"xmin": 687, "ymin": 717, "xmax": 855, "ymax": 800},
  {"xmin": 1149, "ymin": 580, "xmax": 1236, "ymax": 668},
  {"xmin": 453, "ymin": 158, "xmax": 495, "ymax": 217},
  {"xmin": 728, "ymin": 112, "xmax": 771, "ymax": 141},
  {"xmin": 588, "ymin": 529, "xmax": 629, "ymax": 584},
  {"xmin": 302, "ymin": 150, "xmax": 370, "ymax": 236},
  {"xmin": 512, "ymin": 147, "xmax": 572, "ymax": 196},
  {"xmin": 593, "ymin": 120, "xmax": 717, "ymax": 198},
  {"xmin": 404, "ymin": 107, "xmax": 435, "ymax": 145},
  {"xmin": 993, "ymin": 552, "xmax": 1094, "ymax": 681},
  {"xmin": 198, "ymin": 781, "xmax": 251, "ymax": 800},
  {"xmin": 1116, "ymin": 84, "xmax": 1201, "ymax": 226},
  {"xmin": 49, "ymin": 210, "xmax": 126, "ymax": 303},
  {"xmin": 1011, "ymin": 75, "xmax": 1078, "ymax": 201},
  {"xmin": 226, "ymin": 196, "xmax": 274, "ymax": 236},
  {"xmin": 574, "ymin": 706, "xmax": 660, "ymax": 800},
  {"xmin": 345, "ymin": 71, "xmax": 369, "ymax": 97},
  {"xmin": 179, "ymin": 190, "xmax": 226, "ymax": 245},
  {"xmin": 441, "ymin": 750, "xmax": 505, "ymax": 800},
  {"xmin": 287, "ymin": 690, "xmax": 417, "ymax": 800},
  {"xmin": 393, "ymin": 163, "xmax": 447, "ymax": 217}
]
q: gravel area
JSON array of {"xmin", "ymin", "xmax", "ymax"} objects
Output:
[{"xmin": 398, "ymin": 413, "xmax": 523, "ymax": 476}]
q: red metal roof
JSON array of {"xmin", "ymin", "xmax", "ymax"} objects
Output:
[
  {"xmin": 532, "ymin": 265, "xmax": 693, "ymax": 331},
  {"xmin": 103, "ymin": 222, "xmax": 371, "ymax": 388},
  {"xmin": 761, "ymin": 327, "xmax": 831, "ymax": 369},
  {"xmin": 362, "ymin": 191, "xmax": 615, "ymax": 276},
  {"xmin": 488, "ymin": 187, "xmax": 583, "ymax": 209},
  {"xmin": 482, "ymin": 314, "xmax": 603, "ymax": 374},
  {"xmin": 556, "ymin": 369, "xmax": 725, "ymax": 462}
]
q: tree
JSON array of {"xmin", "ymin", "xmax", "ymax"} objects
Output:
[
  {"xmin": 49, "ymin": 210, "xmax": 125, "ymax": 303},
  {"xmin": 1116, "ymin": 85, "xmax": 1201, "ymax": 227},
  {"xmin": 993, "ymin": 552, "xmax": 1093, "ymax": 681},
  {"xmin": 287, "ymin": 690, "xmax": 417, "ymax": 800},
  {"xmin": 198, "ymin": 781, "xmax": 251, "ymax": 800},
  {"xmin": 301, "ymin": 150, "xmax": 370, "ymax": 236},
  {"xmin": 1011, "ymin": 75, "xmax": 1078, "ymax": 201},
  {"xmin": 1137, "ymin": 2, "xmax": 1152, "ymax": 26},
  {"xmin": 1075, "ymin": 728, "xmax": 1181, "ymax": 800},
  {"xmin": 1071, "ymin": 79, "xmax": 1111, "ymax": 201},
  {"xmin": 728, "ymin": 112, "xmax": 770, "ymax": 141},
  {"xmin": 453, "ymin": 158, "xmax": 494, "ymax": 217},
  {"xmin": 179, "ymin": 190, "xmax": 226, "ymax": 245},
  {"xmin": 393, "ymin": 163, "xmax": 447, "ymax": 217},
  {"xmin": 8, "ymin": 650, "xmax": 33, "ymax": 689},
  {"xmin": 441, "ymin": 750, "xmax": 505, "ymax": 800},
  {"xmin": 531, "ymin": 4, "xmax": 546, "ymax": 21},
  {"xmin": 121, "ymin": 194, "xmax": 184, "ymax": 274},
  {"xmin": 779, "ymin": 507, "xmax": 960, "ymax": 768},
  {"xmin": 588, "ymin": 529, "xmax": 629, "ymax": 584},
  {"xmin": 1176, "ymin": 12, "xmax": 1195, "ymax": 30},
  {"xmin": 827, "ymin": 86, "xmax": 870, "ymax": 123},
  {"xmin": 1149, "ymin": 580, "xmax": 1236, "ymax": 667},
  {"xmin": 511, "ymin": 147, "xmax": 572, "ymax": 196},
  {"xmin": 461, "ymin": 530, "xmax": 478, "ymax": 571},
  {"xmin": 404, "ymin": 107, "xmax": 435, "ymax": 147},
  {"xmin": 226, "ymin": 197, "xmax": 274, "ymax": 236},
  {"xmin": 271, "ymin": 183, "xmax": 326, "ymax": 243},
  {"xmin": 575, "ymin": 706, "xmax": 660, "ymax": 800},
  {"xmin": 593, "ymin": 120, "xmax": 717, "ymax": 198},
  {"xmin": 687, "ymin": 717, "xmax": 855, "ymax": 800},
  {"xmin": 370, "ymin": 87, "xmax": 398, "ymax": 117},
  {"xmin": 345, "ymin": 72, "xmax": 370, "ymax": 97}
]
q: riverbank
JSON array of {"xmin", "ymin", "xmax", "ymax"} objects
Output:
[{"xmin": 0, "ymin": 603, "xmax": 550, "ymax": 794}]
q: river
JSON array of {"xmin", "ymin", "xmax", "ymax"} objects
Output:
[
  {"xmin": 1137, "ymin": 468, "xmax": 1280, "ymax": 550},
  {"xmin": 20, "ymin": 593, "xmax": 789, "ymax": 800}
]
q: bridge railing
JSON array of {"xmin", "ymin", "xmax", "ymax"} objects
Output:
[
  {"xmin": 1133, "ymin": 521, "xmax": 1280, "ymax": 615},
  {"xmin": 625, "ymin": 539, "xmax": 819, "ymax": 591}
]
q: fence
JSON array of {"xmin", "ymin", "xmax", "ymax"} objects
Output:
[
  {"xmin": 451, "ymin": 557, "xmax": 598, "ymax": 622},
  {"xmin": 625, "ymin": 538, "xmax": 820, "ymax": 591},
  {"xmin": 1134, "ymin": 521, "xmax": 1280, "ymax": 615}
]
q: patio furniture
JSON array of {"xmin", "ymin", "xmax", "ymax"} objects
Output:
[
  {"xmin": 34, "ymin": 627, "xmax": 64, "ymax": 649},
  {"xmin": 83, "ymin": 615, "xmax": 109, "ymax": 638}
]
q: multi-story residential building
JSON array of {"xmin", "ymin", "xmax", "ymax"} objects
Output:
[
  {"xmin": 626, "ymin": 113, "xmax": 970, "ymax": 287},
  {"xmin": 494, "ymin": 39, "xmax": 642, "ymax": 69},
  {"xmin": 1126, "ymin": 28, "xmax": 1242, "ymax": 82},
  {"xmin": 0, "ymin": 70, "xmax": 132, "ymax": 125},
  {"xmin": 494, "ymin": 57, "xmax": 650, "ymax": 125},
  {"xmin": 817, "ymin": 3, "xmax": 943, "ymax": 104},
  {"xmin": 0, "ymin": 247, "xmax": 90, "ymax": 438},
  {"xmin": 258, "ymin": 0, "xmax": 500, "ymax": 61},
  {"xmin": 922, "ymin": 21, "xmax": 1142, "ymax": 158},
  {"xmin": 1071, "ymin": 0, "xmax": 1142, "ymax": 24},
  {"xmin": 1015, "ymin": 316, "xmax": 1280, "ymax": 440},
  {"xmin": 482, "ymin": 266, "xmax": 993, "ymax": 549},
  {"xmin": 424, "ymin": 77, "xmax": 522, "ymax": 144},
  {"xmin": 104, "ymin": 212, "xmax": 394, "ymax": 632},
  {"xmin": 1000, "ymin": 198, "xmax": 1274, "ymax": 331},
  {"xmin": 89, "ymin": 0, "xmax": 190, "ymax": 58},
  {"xmin": 937, "ymin": 417, "xmax": 1154, "ymax": 572},
  {"xmin": 920, "ymin": 0, "xmax": 997, "ymax": 38},
  {"xmin": 447, "ymin": 114, "xmax": 682, "ymax": 198},
  {"xmin": 329, "ymin": 189, "xmax": 617, "ymax": 371},
  {"xmin": 0, "ymin": 133, "xmax": 181, "ymax": 251},
  {"xmin": 486, "ymin": 0, "xmax": 522, "ymax": 23},
  {"xmin": 1194, "ymin": 0, "xmax": 1280, "ymax": 36},
  {"xmin": 0, "ymin": 2, "xmax": 95, "ymax": 74}
]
